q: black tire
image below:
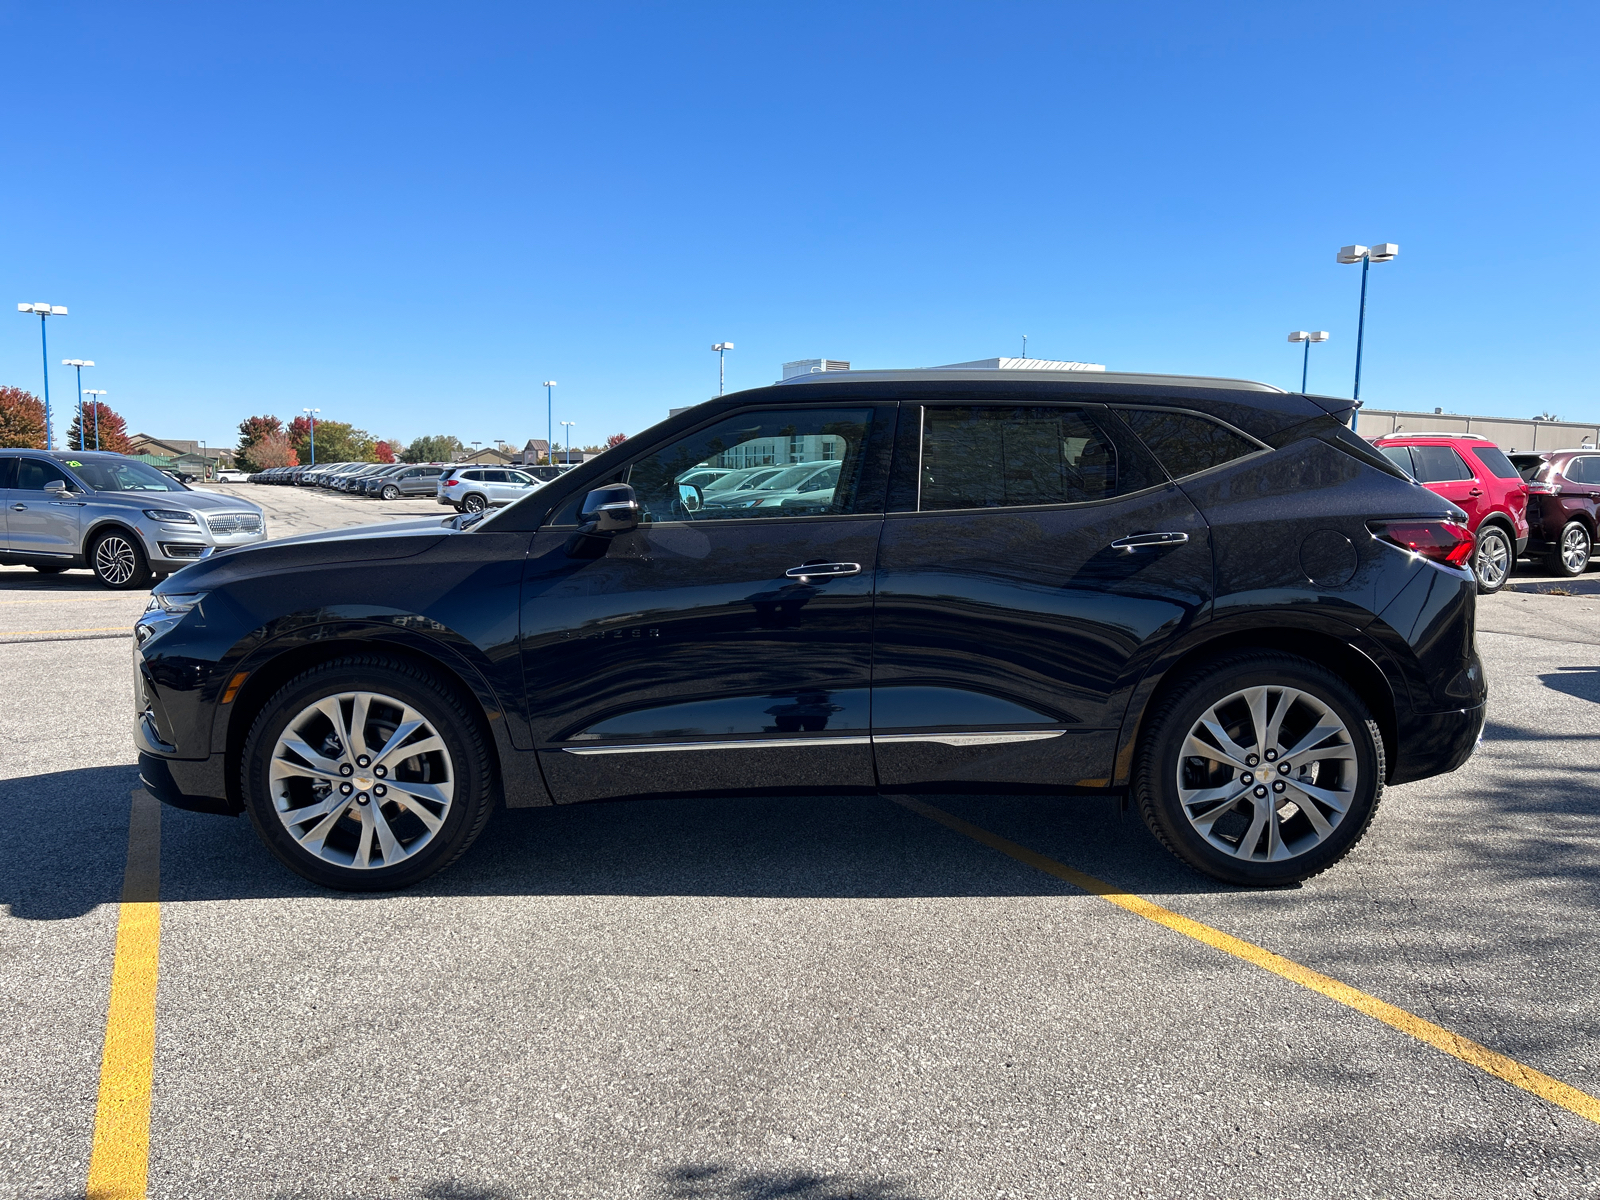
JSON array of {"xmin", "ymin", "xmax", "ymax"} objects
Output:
[
  {"xmin": 90, "ymin": 529, "xmax": 154, "ymax": 590},
  {"xmin": 1134, "ymin": 652, "xmax": 1385, "ymax": 887},
  {"xmin": 1473, "ymin": 524, "xmax": 1513, "ymax": 594},
  {"xmin": 240, "ymin": 655, "xmax": 497, "ymax": 891},
  {"xmin": 1548, "ymin": 520, "xmax": 1591, "ymax": 577},
  {"xmin": 462, "ymin": 493, "xmax": 487, "ymax": 514},
  {"xmin": 381, "ymin": 485, "xmax": 401, "ymax": 500},
  {"xmin": 30, "ymin": 564, "xmax": 65, "ymax": 574}
]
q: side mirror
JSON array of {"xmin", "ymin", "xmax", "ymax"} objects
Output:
[
  {"xmin": 677, "ymin": 482, "xmax": 703, "ymax": 512},
  {"xmin": 580, "ymin": 483, "xmax": 640, "ymax": 534},
  {"xmin": 44, "ymin": 479, "xmax": 69, "ymax": 494}
]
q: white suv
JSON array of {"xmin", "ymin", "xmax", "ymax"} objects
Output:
[{"xmin": 436, "ymin": 467, "xmax": 542, "ymax": 513}]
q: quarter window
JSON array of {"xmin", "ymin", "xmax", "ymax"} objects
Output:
[
  {"xmin": 1566, "ymin": 457, "xmax": 1600, "ymax": 484},
  {"xmin": 1114, "ymin": 408, "xmax": 1260, "ymax": 481},
  {"xmin": 919, "ymin": 406, "xmax": 1141, "ymax": 510},
  {"xmin": 1408, "ymin": 445, "xmax": 1473, "ymax": 483},
  {"xmin": 1379, "ymin": 446, "xmax": 1415, "ymax": 477},
  {"xmin": 626, "ymin": 408, "xmax": 875, "ymax": 521},
  {"xmin": 1470, "ymin": 445, "xmax": 1522, "ymax": 481}
]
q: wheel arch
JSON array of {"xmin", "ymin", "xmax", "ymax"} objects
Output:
[{"xmin": 1113, "ymin": 623, "xmax": 1399, "ymax": 789}]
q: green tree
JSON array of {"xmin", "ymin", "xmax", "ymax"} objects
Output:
[
  {"xmin": 0, "ymin": 386, "xmax": 48, "ymax": 449},
  {"xmin": 236, "ymin": 415, "xmax": 285, "ymax": 471},
  {"xmin": 289, "ymin": 416, "xmax": 375, "ymax": 464},
  {"xmin": 401, "ymin": 434, "xmax": 463, "ymax": 463}
]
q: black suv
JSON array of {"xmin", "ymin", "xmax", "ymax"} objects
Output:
[{"xmin": 134, "ymin": 368, "xmax": 1484, "ymax": 891}]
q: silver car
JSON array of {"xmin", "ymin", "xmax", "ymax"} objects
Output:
[
  {"xmin": 436, "ymin": 467, "xmax": 543, "ymax": 513},
  {"xmin": 0, "ymin": 450, "xmax": 268, "ymax": 589}
]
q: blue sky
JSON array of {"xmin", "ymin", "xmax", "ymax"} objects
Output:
[{"xmin": 2, "ymin": 1, "xmax": 1594, "ymax": 452}]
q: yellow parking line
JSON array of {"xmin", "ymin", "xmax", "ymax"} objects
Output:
[
  {"xmin": 891, "ymin": 794, "xmax": 1600, "ymax": 1127},
  {"xmin": 0, "ymin": 627, "xmax": 131, "ymax": 637},
  {"xmin": 86, "ymin": 790, "xmax": 162, "ymax": 1200}
]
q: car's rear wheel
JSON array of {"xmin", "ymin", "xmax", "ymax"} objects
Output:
[
  {"xmin": 381, "ymin": 485, "xmax": 401, "ymax": 500},
  {"xmin": 1549, "ymin": 520, "xmax": 1591, "ymax": 577},
  {"xmin": 1135, "ymin": 652, "xmax": 1384, "ymax": 887},
  {"xmin": 1473, "ymin": 524, "xmax": 1512, "ymax": 594},
  {"xmin": 91, "ymin": 530, "xmax": 153, "ymax": 590},
  {"xmin": 462, "ymin": 493, "xmax": 487, "ymax": 514},
  {"xmin": 241, "ymin": 656, "xmax": 496, "ymax": 891}
]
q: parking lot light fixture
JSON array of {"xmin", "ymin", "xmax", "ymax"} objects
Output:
[
  {"xmin": 83, "ymin": 389, "xmax": 107, "ymax": 449},
  {"xmin": 560, "ymin": 420, "xmax": 576, "ymax": 465},
  {"xmin": 18, "ymin": 302, "xmax": 67, "ymax": 448},
  {"xmin": 302, "ymin": 407, "xmax": 320, "ymax": 465},
  {"xmin": 1286, "ymin": 332, "xmax": 1329, "ymax": 394},
  {"xmin": 712, "ymin": 343, "xmax": 734, "ymax": 396},
  {"xmin": 542, "ymin": 382, "xmax": 557, "ymax": 464},
  {"xmin": 62, "ymin": 359, "xmax": 95, "ymax": 449},
  {"xmin": 1338, "ymin": 242, "xmax": 1399, "ymax": 418}
]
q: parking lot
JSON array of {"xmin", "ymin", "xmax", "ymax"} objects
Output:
[{"xmin": 5, "ymin": 483, "xmax": 1600, "ymax": 1199}]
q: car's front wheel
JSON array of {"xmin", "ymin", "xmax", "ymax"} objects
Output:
[
  {"xmin": 461, "ymin": 493, "xmax": 487, "ymax": 514},
  {"xmin": 241, "ymin": 655, "xmax": 496, "ymax": 891},
  {"xmin": 1135, "ymin": 652, "xmax": 1384, "ymax": 887},
  {"xmin": 91, "ymin": 529, "xmax": 153, "ymax": 590},
  {"xmin": 1473, "ymin": 524, "xmax": 1513, "ymax": 594},
  {"xmin": 381, "ymin": 485, "xmax": 401, "ymax": 500},
  {"xmin": 1550, "ymin": 520, "xmax": 1591, "ymax": 577}
]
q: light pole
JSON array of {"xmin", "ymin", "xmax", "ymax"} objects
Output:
[
  {"xmin": 1286, "ymin": 331, "xmax": 1329, "ymax": 393},
  {"xmin": 542, "ymin": 382, "xmax": 556, "ymax": 464},
  {"xmin": 1022, "ymin": 334, "xmax": 1028, "ymax": 359},
  {"xmin": 83, "ymin": 389, "xmax": 107, "ymax": 449},
  {"xmin": 1337, "ymin": 243, "xmax": 1399, "ymax": 419},
  {"xmin": 560, "ymin": 420, "xmax": 575, "ymax": 466},
  {"xmin": 302, "ymin": 407, "xmax": 320, "ymax": 465},
  {"xmin": 711, "ymin": 342, "xmax": 734, "ymax": 396},
  {"xmin": 16, "ymin": 303, "xmax": 67, "ymax": 449},
  {"xmin": 62, "ymin": 359, "xmax": 95, "ymax": 448}
]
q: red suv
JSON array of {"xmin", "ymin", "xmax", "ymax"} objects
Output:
[
  {"xmin": 1508, "ymin": 448, "xmax": 1600, "ymax": 576},
  {"xmin": 1372, "ymin": 434, "xmax": 1529, "ymax": 594}
]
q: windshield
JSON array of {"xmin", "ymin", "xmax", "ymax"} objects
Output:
[{"xmin": 69, "ymin": 459, "xmax": 189, "ymax": 492}]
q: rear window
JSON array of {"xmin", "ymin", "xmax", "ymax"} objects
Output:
[
  {"xmin": 1409, "ymin": 445, "xmax": 1473, "ymax": 483},
  {"xmin": 1114, "ymin": 408, "xmax": 1261, "ymax": 480},
  {"xmin": 1470, "ymin": 445, "xmax": 1522, "ymax": 481},
  {"xmin": 1510, "ymin": 454, "xmax": 1547, "ymax": 481}
]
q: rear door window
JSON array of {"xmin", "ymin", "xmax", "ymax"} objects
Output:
[
  {"xmin": 919, "ymin": 406, "xmax": 1154, "ymax": 510},
  {"xmin": 1113, "ymin": 408, "xmax": 1262, "ymax": 481},
  {"xmin": 1471, "ymin": 446, "xmax": 1522, "ymax": 480},
  {"xmin": 1567, "ymin": 457, "xmax": 1600, "ymax": 485},
  {"xmin": 1408, "ymin": 445, "xmax": 1473, "ymax": 482}
]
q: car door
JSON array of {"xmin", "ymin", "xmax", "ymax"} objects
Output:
[
  {"xmin": 519, "ymin": 403, "xmax": 893, "ymax": 803},
  {"xmin": 870, "ymin": 402, "xmax": 1213, "ymax": 789},
  {"xmin": 0, "ymin": 456, "xmax": 13, "ymax": 545},
  {"xmin": 1409, "ymin": 444, "xmax": 1484, "ymax": 526},
  {"xmin": 8, "ymin": 457, "xmax": 85, "ymax": 558}
]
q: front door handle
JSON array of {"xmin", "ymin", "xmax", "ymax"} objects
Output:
[
  {"xmin": 1109, "ymin": 531, "xmax": 1190, "ymax": 552},
  {"xmin": 785, "ymin": 561, "xmax": 862, "ymax": 582},
  {"xmin": 1468, "ymin": 488, "xmax": 1483, "ymax": 496},
  {"xmin": 11, "ymin": 503, "xmax": 25, "ymax": 511}
]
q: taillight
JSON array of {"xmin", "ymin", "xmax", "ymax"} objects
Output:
[
  {"xmin": 445, "ymin": 479, "xmax": 459, "ymax": 486},
  {"xmin": 1369, "ymin": 520, "xmax": 1475, "ymax": 566},
  {"xmin": 1528, "ymin": 481, "xmax": 1559, "ymax": 494}
]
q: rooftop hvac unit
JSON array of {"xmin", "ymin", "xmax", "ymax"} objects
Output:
[{"xmin": 782, "ymin": 359, "xmax": 851, "ymax": 380}]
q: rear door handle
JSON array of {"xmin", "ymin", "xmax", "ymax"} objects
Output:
[
  {"xmin": 1109, "ymin": 532, "xmax": 1190, "ymax": 551},
  {"xmin": 1468, "ymin": 488, "xmax": 1483, "ymax": 496},
  {"xmin": 785, "ymin": 561, "xmax": 862, "ymax": 581},
  {"xmin": 10, "ymin": 503, "xmax": 25, "ymax": 511}
]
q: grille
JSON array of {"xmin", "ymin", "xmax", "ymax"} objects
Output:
[{"xmin": 207, "ymin": 512, "xmax": 263, "ymax": 535}]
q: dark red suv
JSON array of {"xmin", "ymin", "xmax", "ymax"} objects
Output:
[
  {"xmin": 1372, "ymin": 434, "xmax": 1529, "ymax": 594},
  {"xmin": 1509, "ymin": 448, "xmax": 1600, "ymax": 576}
]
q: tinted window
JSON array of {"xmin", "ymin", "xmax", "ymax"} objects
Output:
[
  {"xmin": 70, "ymin": 459, "xmax": 187, "ymax": 492},
  {"xmin": 1567, "ymin": 457, "xmax": 1600, "ymax": 485},
  {"xmin": 461, "ymin": 471, "xmax": 484, "ymax": 482},
  {"xmin": 627, "ymin": 408, "xmax": 874, "ymax": 522},
  {"xmin": 0, "ymin": 458, "xmax": 15, "ymax": 489},
  {"xmin": 1409, "ymin": 445, "xmax": 1473, "ymax": 482},
  {"xmin": 1510, "ymin": 454, "xmax": 1546, "ymax": 481},
  {"xmin": 1379, "ymin": 446, "xmax": 1416, "ymax": 476},
  {"xmin": 1115, "ymin": 408, "xmax": 1260, "ymax": 480},
  {"xmin": 17, "ymin": 458, "xmax": 77, "ymax": 491},
  {"xmin": 920, "ymin": 406, "xmax": 1139, "ymax": 510},
  {"xmin": 1470, "ymin": 445, "xmax": 1522, "ymax": 481}
]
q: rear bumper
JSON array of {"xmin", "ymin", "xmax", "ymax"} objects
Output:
[{"xmin": 1389, "ymin": 702, "xmax": 1486, "ymax": 786}]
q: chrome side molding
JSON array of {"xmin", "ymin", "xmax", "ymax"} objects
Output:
[{"xmin": 560, "ymin": 730, "xmax": 1063, "ymax": 755}]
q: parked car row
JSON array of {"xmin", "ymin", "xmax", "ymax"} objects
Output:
[
  {"xmin": 244, "ymin": 460, "xmax": 567, "ymax": 512},
  {"xmin": 1371, "ymin": 432, "xmax": 1599, "ymax": 591}
]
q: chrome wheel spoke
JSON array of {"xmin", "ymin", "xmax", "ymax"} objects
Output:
[
  {"xmin": 391, "ymin": 793, "xmax": 445, "ymax": 833},
  {"xmin": 1286, "ymin": 788, "xmax": 1336, "ymax": 839},
  {"xmin": 372, "ymin": 718, "xmax": 427, "ymax": 765},
  {"xmin": 384, "ymin": 776, "xmax": 452, "ymax": 807}
]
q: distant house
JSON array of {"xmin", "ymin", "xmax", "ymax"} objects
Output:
[
  {"xmin": 518, "ymin": 439, "xmax": 551, "ymax": 466},
  {"xmin": 127, "ymin": 434, "xmax": 198, "ymax": 457},
  {"xmin": 453, "ymin": 446, "xmax": 517, "ymax": 465},
  {"xmin": 125, "ymin": 435, "xmax": 231, "ymax": 476}
]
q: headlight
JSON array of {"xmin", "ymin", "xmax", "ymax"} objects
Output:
[
  {"xmin": 144, "ymin": 508, "xmax": 197, "ymax": 523},
  {"xmin": 144, "ymin": 592, "xmax": 208, "ymax": 614}
]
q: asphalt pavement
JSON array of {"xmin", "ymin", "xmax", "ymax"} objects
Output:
[{"xmin": 3, "ymin": 484, "xmax": 1600, "ymax": 1199}]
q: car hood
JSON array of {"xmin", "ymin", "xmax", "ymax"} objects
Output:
[
  {"xmin": 94, "ymin": 488, "xmax": 265, "ymax": 514},
  {"xmin": 153, "ymin": 518, "xmax": 457, "ymax": 593}
]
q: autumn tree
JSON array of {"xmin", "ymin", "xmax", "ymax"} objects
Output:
[
  {"xmin": 236, "ymin": 415, "xmax": 285, "ymax": 471},
  {"xmin": 250, "ymin": 431, "xmax": 298, "ymax": 468},
  {"xmin": 606, "ymin": 432, "xmax": 627, "ymax": 449},
  {"xmin": 0, "ymin": 386, "xmax": 47, "ymax": 449},
  {"xmin": 373, "ymin": 440, "xmax": 397, "ymax": 464},
  {"xmin": 65, "ymin": 399, "xmax": 132, "ymax": 453}
]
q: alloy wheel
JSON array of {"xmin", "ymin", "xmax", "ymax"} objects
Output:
[
  {"xmin": 382, "ymin": 486, "xmax": 400, "ymax": 500},
  {"xmin": 268, "ymin": 690, "xmax": 455, "ymax": 870},
  {"xmin": 94, "ymin": 536, "xmax": 138, "ymax": 586},
  {"xmin": 463, "ymin": 494, "xmax": 486, "ymax": 513},
  {"xmin": 1562, "ymin": 524, "xmax": 1590, "ymax": 574},
  {"xmin": 1177, "ymin": 684, "xmax": 1357, "ymax": 862},
  {"xmin": 1475, "ymin": 528, "xmax": 1510, "ymax": 590}
]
